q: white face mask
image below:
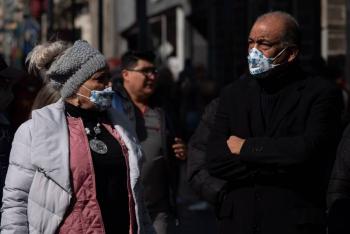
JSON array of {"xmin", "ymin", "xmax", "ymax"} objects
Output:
[
  {"xmin": 247, "ymin": 47, "xmax": 287, "ymax": 76},
  {"xmin": 77, "ymin": 86, "xmax": 114, "ymax": 111}
]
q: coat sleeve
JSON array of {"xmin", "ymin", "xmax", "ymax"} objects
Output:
[
  {"xmin": 187, "ymin": 98, "xmax": 227, "ymax": 205},
  {"xmin": 327, "ymin": 124, "xmax": 350, "ymax": 234},
  {"xmin": 239, "ymin": 84, "xmax": 342, "ymax": 167},
  {"xmin": 1, "ymin": 121, "xmax": 36, "ymax": 234},
  {"xmin": 207, "ymin": 86, "xmax": 256, "ymax": 181}
]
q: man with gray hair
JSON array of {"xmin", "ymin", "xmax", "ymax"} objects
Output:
[{"xmin": 206, "ymin": 11, "xmax": 342, "ymax": 234}]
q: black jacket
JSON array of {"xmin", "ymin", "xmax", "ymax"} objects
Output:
[
  {"xmin": 0, "ymin": 113, "xmax": 13, "ymax": 221},
  {"xmin": 187, "ymin": 98, "xmax": 226, "ymax": 205},
  {"xmin": 328, "ymin": 124, "xmax": 350, "ymax": 234},
  {"xmin": 207, "ymin": 65, "xmax": 342, "ymax": 234}
]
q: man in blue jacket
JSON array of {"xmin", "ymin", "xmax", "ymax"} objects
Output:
[{"xmin": 112, "ymin": 51, "xmax": 187, "ymax": 234}]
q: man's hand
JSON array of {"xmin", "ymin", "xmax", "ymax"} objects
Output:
[
  {"xmin": 172, "ymin": 137, "xmax": 187, "ymax": 160},
  {"xmin": 227, "ymin": 135, "xmax": 246, "ymax": 155}
]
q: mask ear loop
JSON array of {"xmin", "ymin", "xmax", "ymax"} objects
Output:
[
  {"xmin": 76, "ymin": 93, "xmax": 90, "ymax": 100},
  {"xmin": 271, "ymin": 47, "xmax": 288, "ymax": 63},
  {"xmin": 81, "ymin": 85, "xmax": 92, "ymax": 92},
  {"xmin": 77, "ymin": 85, "xmax": 93, "ymax": 101}
]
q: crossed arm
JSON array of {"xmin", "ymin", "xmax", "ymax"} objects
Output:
[{"xmin": 207, "ymin": 84, "xmax": 342, "ymax": 181}]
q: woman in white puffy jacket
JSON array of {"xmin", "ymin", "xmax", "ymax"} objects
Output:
[{"xmin": 0, "ymin": 40, "xmax": 154, "ymax": 234}]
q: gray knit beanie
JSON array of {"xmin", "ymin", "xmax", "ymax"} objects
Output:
[{"xmin": 46, "ymin": 40, "xmax": 106, "ymax": 98}]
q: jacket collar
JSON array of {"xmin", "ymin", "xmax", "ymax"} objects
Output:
[
  {"xmin": 246, "ymin": 65, "xmax": 306, "ymax": 136},
  {"xmin": 266, "ymin": 79, "xmax": 304, "ymax": 135},
  {"xmin": 30, "ymin": 99, "xmax": 71, "ymax": 193},
  {"xmin": 29, "ymin": 99, "xmax": 138, "ymax": 194}
]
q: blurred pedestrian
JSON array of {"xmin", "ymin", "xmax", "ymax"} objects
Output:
[
  {"xmin": 112, "ymin": 51, "xmax": 187, "ymax": 234},
  {"xmin": 187, "ymin": 98, "xmax": 226, "ymax": 206},
  {"xmin": 150, "ymin": 66, "xmax": 181, "ymax": 131},
  {"xmin": 1, "ymin": 40, "xmax": 154, "ymax": 234},
  {"xmin": 207, "ymin": 11, "xmax": 342, "ymax": 234},
  {"xmin": 0, "ymin": 56, "xmax": 26, "ymax": 221},
  {"xmin": 7, "ymin": 73, "xmax": 41, "ymax": 129},
  {"xmin": 328, "ymin": 123, "xmax": 350, "ymax": 234},
  {"xmin": 178, "ymin": 61, "xmax": 218, "ymax": 141}
]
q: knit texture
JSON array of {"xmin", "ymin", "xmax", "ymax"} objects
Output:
[{"xmin": 47, "ymin": 40, "xmax": 106, "ymax": 98}]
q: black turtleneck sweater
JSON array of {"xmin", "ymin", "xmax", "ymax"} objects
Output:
[
  {"xmin": 257, "ymin": 63, "xmax": 299, "ymax": 131},
  {"xmin": 64, "ymin": 103, "xmax": 129, "ymax": 234}
]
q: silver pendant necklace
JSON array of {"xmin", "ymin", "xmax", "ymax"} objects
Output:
[{"xmin": 85, "ymin": 123, "xmax": 108, "ymax": 154}]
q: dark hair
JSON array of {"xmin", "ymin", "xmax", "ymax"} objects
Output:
[
  {"xmin": 256, "ymin": 11, "xmax": 301, "ymax": 48},
  {"xmin": 121, "ymin": 51, "xmax": 156, "ymax": 70}
]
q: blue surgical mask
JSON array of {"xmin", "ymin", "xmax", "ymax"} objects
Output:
[
  {"xmin": 247, "ymin": 47, "xmax": 287, "ymax": 77},
  {"xmin": 78, "ymin": 86, "xmax": 114, "ymax": 111}
]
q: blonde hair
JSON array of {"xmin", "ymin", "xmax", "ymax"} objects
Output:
[
  {"xmin": 26, "ymin": 41, "xmax": 69, "ymax": 84},
  {"xmin": 30, "ymin": 82, "xmax": 61, "ymax": 113}
]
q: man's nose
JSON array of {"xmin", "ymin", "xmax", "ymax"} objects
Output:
[{"xmin": 249, "ymin": 43, "xmax": 258, "ymax": 50}]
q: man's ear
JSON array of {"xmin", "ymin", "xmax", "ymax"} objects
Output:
[
  {"xmin": 121, "ymin": 69, "xmax": 129, "ymax": 82},
  {"xmin": 288, "ymin": 47, "xmax": 299, "ymax": 62}
]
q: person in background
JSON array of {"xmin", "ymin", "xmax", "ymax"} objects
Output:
[
  {"xmin": 328, "ymin": 125, "xmax": 350, "ymax": 234},
  {"xmin": 187, "ymin": 98, "xmax": 226, "ymax": 207},
  {"xmin": 112, "ymin": 51, "xmax": 187, "ymax": 234},
  {"xmin": 7, "ymin": 68, "xmax": 41, "ymax": 130},
  {"xmin": 1, "ymin": 40, "xmax": 154, "ymax": 234},
  {"xmin": 207, "ymin": 11, "xmax": 342, "ymax": 234},
  {"xmin": 0, "ymin": 56, "xmax": 26, "ymax": 221}
]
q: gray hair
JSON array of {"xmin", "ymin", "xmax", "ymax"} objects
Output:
[{"xmin": 256, "ymin": 11, "xmax": 301, "ymax": 47}]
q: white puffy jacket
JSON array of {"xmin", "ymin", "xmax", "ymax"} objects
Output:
[{"xmin": 0, "ymin": 100, "xmax": 154, "ymax": 234}]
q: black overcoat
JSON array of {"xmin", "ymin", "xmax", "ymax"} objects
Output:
[{"xmin": 207, "ymin": 65, "xmax": 342, "ymax": 234}]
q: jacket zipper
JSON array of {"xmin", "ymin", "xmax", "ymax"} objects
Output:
[{"xmin": 37, "ymin": 167, "xmax": 71, "ymax": 194}]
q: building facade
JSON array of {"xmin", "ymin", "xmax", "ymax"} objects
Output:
[{"xmin": 0, "ymin": 0, "xmax": 349, "ymax": 85}]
